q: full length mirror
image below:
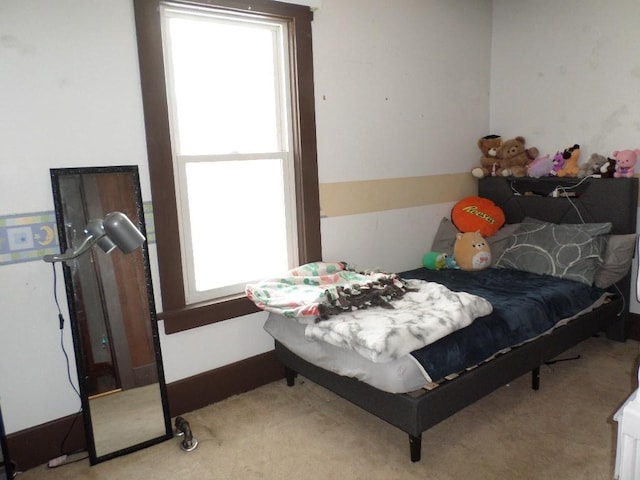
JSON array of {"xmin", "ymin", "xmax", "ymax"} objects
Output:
[{"xmin": 50, "ymin": 166, "xmax": 172, "ymax": 464}]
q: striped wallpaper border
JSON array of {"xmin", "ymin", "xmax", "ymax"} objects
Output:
[
  {"xmin": 0, "ymin": 202, "xmax": 156, "ymax": 266},
  {"xmin": 1, "ymin": 173, "xmax": 476, "ymax": 265}
]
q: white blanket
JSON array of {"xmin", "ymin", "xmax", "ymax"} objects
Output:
[{"xmin": 304, "ymin": 279, "xmax": 492, "ymax": 363}]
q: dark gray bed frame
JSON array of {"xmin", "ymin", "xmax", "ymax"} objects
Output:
[{"xmin": 275, "ymin": 176, "xmax": 638, "ymax": 462}]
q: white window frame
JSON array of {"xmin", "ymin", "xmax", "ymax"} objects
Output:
[{"xmin": 159, "ymin": 4, "xmax": 299, "ymax": 304}]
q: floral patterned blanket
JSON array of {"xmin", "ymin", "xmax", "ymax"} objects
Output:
[
  {"xmin": 245, "ymin": 262, "xmax": 410, "ymax": 320},
  {"xmin": 246, "ymin": 262, "xmax": 493, "ymax": 363}
]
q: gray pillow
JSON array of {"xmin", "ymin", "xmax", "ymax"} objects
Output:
[
  {"xmin": 594, "ymin": 234, "xmax": 637, "ymax": 288},
  {"xmin": 486, "ymin": 223, "xmax": 520, "ymax": 266},
  {"xmin": 430, "ymin": 217, "xmax": 458, "ymax": 256},
  {"xmin": 495, "ymin": 220, "xmax": 612, "ymax": 285}
]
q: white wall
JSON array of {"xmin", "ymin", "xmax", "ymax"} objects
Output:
[
  {"xmin": 490, "ymin": 0, "xmax": 640, "ymax": 312},
  {"xmin": 0, "ymin": 0, "xmax": 154, "ymax": 433},
  {"xmin": 314, "ymin": 0, "xmax": 492, "ymax": 183},
  {"xmin": 316, "ymin": 0, "xmax": 493, "ymax": 273},
  {"xmin": 0, "ymin": 0, "xmax": 492, "ymax": 435},
  {"xmin": 5, "ymin": 0, "xmax": 638, "ymax": 440},
  {"xmin": 491, "ymin": 0, "xmax": 640, "ymax": 157}
]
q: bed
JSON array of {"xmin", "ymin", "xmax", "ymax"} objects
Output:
[{"xmin": 262, "ymin": 176, "xmax": 638, "ymax": 462}]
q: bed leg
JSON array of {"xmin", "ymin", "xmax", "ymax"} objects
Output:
[
  {"xmin": 409, "ymin": 434, "xmax": 422, "ymax": 462},
  {"xmin": 606, "ymin": 316, "xmax": 626, "ymax": 342},
  {"xmin": 531, "ymin": 367, "xmax": 540, "ymax": 391},
  {"xmin": 284, "ymin": 366, "xmax": 297, "ymax": 387}
]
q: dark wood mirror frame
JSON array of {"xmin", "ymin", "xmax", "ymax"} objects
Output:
[
  {"xmin": 50, "ymin": 165, "xmax": 172, "ymax": 465},
  {"xmin": 0, "ymin": 402, "xmax": 14, "ymax": 479}
]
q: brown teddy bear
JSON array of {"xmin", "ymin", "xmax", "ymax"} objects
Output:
[
  {"xmin": 471, "ymin": 135, "xmax": 502, "ymax": 178},
  {"xmin": 495, "ymin": 136, "xmax": 539, "ymax": 177}
]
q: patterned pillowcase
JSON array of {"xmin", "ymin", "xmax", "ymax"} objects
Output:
[
  {"xmin": 485, "ymin": 223, "xmax": 521, "ymax": 266},
  {"xmin": 494, "ymin": 219, "xmax": 612, "ymax": 285}
]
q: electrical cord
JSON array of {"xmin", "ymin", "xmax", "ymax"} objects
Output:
[
  {"xmin": 52, "ymin": 263, "xmax": 80, "ymax": 399},
  {"xmin": 555, "ymin": 185, "xmax": 586, "ymax": 223},
  {"xmin": 552, "ymin": 179, "xmax": 629, "ymax": 316},
  {"xmin": 51, "ymin": 264, "xmax": 87, "ymax": 463},
  {"xmin": 46, "ymin": 448, "xmax": 89, "ymax": 469},
  {"xmin": 612, "ymin": 282, "xmax": 626, "ymax": 317},
  {"xmin": 551, "ymin": 174, "xmax": 593, "ymax": 191},
  {"xmin": 551, "ymin": 175, "xmax": 597, "ymax": 224},
  {"xmin": 510, "ymin": 175, "xmax": 630, "ymax": 316}
]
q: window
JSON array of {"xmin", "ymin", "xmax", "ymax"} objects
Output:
[
  {"xmin": 134, "ymin": 0, "xmax": 321, "ymax": 333},
  {"xmin": 160, "ymin": 4, "xmax": 298, "ymax": 304}
]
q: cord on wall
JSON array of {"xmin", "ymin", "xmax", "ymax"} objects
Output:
[
  {"xmin": 51, "ymin": 263, "xmax": 80, "ymax": 399},
  {"xmin": 50, "ymin": 263, "xmax": 87, "ymax": 463}
]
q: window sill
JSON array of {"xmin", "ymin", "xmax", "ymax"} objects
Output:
[{"xmin": 159, "ymin": 296, "xmax": 260, "ymax": 334}]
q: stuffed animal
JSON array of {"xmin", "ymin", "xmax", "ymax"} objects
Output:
[
  {"xmin": 451, "ymin": 196, "xmax": 505, "ymax": 237},
  {"xmin": 422, "ymin": 252, "xmax": 458, "ymax": 270},
  {"xmin": 453, "ymin": 231, "xmax": 491, "ymax": 271},
  {"xmin": 613, "ymin": 149, "xmax": 640, "ymax": 178},
  {"xmin": 577, "ymin": 153, "xmax": 609, "ymax": 178},
  {"xmin": 471, "ymin": 135, "xmax": 502, "ymax": 179},
  {"xmin": 527, "ymin": 154, "xmax": 553, "ymax": 178},
  {"xmin": 600, "ymin": 157, "xmax": 616, "ymax": 178},
  {"xmin": 550, "ymin": 151, "xmax": 565, "ymax": 176},
  {"xmin": 556, "ymin": 144, "xmax": 580, "ymax": 177},
  {"xmin": 495, "ymin": 136, "xmax": 539, "ymax": 178}
]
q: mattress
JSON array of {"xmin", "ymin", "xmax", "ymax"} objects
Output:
[
  {"xmin": 403, "ymin": 268, "xmax": 609, "ymax": 382},
  {"xmin": 264, "ymin": 313, "xmax": 431, "ymax": 393},
  {"xmin": 265, "ymin": 267, "xmax": 609, "ymax": 394}
]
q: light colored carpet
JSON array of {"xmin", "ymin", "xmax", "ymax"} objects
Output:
[{"xmin": 18, "ymin": 336, "xmax": 640, "ymax": 480}]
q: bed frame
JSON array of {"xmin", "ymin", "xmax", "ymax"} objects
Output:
[{"xmin": 275, "ymin": 176, "xmax": 638, "ymax": 462}]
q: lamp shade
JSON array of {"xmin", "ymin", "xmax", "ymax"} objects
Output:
[
  {"xmin": 103, "ymin": 212, "xmax": 146, "ymax": 253},
  {"xmin": 84, "ymin": 219, "xmax": 117, "ymax": 254}
]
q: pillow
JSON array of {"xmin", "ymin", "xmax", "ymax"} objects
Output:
[
  {"xmin": 430, "ymin": 217, "xmax": 458, "ymax": 256},
  {"xmin": 430, "ymin": 217, "xmax": 520, "ymax": 267},
  {"xmin": 594, "ymin": 234, "xmax": 637, "ymax": 288},
  {"xmin": 451, "ymin": 196, "xmax": 505, "ymax": 237},
  {"xmin": 494, "ymin": 220, "xmax": 612, "ymax": 285},
  {"xmin": 486, "ymin": 223, "xmax": 520, "ymax": 266}
]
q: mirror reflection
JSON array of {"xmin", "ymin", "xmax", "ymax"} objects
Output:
[{"xmin": 50, "ymin": 166, "xmax": 172, "ymax": 464}]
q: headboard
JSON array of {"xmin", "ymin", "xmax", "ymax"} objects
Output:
[
  {"xmin": 478, "ymin": 177, "xmax": 638, "ymax": 235},
  {"xmin": 478, "ymin": 176, "xmax": 638, "ymax": 337}
]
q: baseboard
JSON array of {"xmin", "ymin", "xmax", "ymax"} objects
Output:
[
  {"xmin": 5, "ymin": 411, "xmax": 86, "ymax": 474},
  {"xmin": 166, "ymin": 350, "xmax": 285, "ymax": 417},
  {"xmin": 7, "ymin": 350, "xmax": 284, "ymax": 472}
]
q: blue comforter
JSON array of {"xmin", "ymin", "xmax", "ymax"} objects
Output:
[{"xmin": 400, "ymin": 267, "xmax": 606, "ymax": 383}]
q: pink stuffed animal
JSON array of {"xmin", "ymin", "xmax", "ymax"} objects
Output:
[{"xmin": 613, "ymin": 149, "xmax": 640, "ymax": 178}]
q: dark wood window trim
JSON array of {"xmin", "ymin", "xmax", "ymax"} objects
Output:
[{"xmin": 133, "ymin": 0, "xmax": 321, "ymax": 334}]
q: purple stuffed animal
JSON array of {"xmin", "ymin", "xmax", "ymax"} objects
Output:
[
  {"xmin": 527, "ymin": 154, "xmax": 553, "ymax": 178},
  {"xmin": 550, "ymin": 151, "xmax": 565, "ymax": 176}
]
